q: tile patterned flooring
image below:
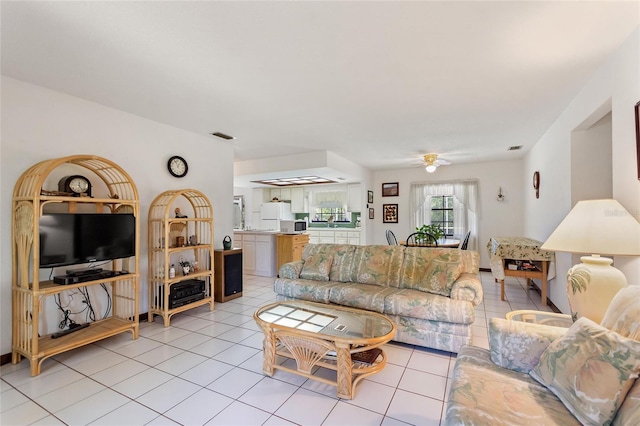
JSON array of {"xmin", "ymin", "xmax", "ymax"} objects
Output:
[{"xmin": 1, "ymin": 272, "xmax": 554, "ymax": 425}]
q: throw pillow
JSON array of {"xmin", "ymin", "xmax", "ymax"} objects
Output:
[
  {"xmin": 408, "ymin": 258, "xmax": 462, "ymax": 296},
  {"xmin": 529, "ymin": 317, "xmax": 640, "ymax": 426},
  {"xmin": 300, "ymin": 254, "xmax": 333, "ymax": 281}
]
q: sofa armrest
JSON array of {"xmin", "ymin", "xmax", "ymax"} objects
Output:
[
  {"xmin": 489, "ymin": 317, "xmax": 568, "ymax": 373},
  {"xmin": 450, "ymin": 273, "xmax": 483, "ymax": 306},
  {"xmin": 279, "ymin": 261, "xmax": 304, "ymax": 279}
]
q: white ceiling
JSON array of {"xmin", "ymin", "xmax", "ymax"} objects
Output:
[{"xmin": 2, "ymin": 1, "xmax": 639, "ymax": 174}]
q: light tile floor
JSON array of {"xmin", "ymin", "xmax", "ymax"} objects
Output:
[{"xmin": 1, "ymin": 272, "xmax": 553, "ymax": 425}]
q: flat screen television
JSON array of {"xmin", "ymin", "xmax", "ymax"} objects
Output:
[{"xmin": 39, "ymin": 213, "xmax": 136, "ymax": 268}]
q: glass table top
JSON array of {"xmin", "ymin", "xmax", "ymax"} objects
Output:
[{"xmin": 256, "ymin": 300, "xmax": 394, "ymax": 339}]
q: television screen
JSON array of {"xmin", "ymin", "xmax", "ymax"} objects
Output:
[{"xmin": 39, "ymin": 213, "xmax": 135, "ymax": 268}]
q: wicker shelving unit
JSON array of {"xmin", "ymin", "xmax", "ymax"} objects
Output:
[
  {"xmin": 147, "ymin": 189, "xmax": 214, "ymax": 326},
  {"xmin": 11, "ymin": 155, "xmax": 140, "ymax": 376}
]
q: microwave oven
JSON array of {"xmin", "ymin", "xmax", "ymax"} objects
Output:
[{"xmin": 280, "ymin": 220, "xmax": 307, "ymax": 234}]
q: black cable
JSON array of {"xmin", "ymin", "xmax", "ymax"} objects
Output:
[{"xmin": 100, "ymin": 283, "xmax": 112, "ymax": 318}]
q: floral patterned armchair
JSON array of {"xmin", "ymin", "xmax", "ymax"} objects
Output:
[{"xmin": 445, "ymin": 285, "xmax": 640, "ymax": 425}]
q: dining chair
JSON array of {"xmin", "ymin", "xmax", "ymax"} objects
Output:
[
  {"xmin": 386, "ymin": 229, "xmax": 398, "ymax": 245},
  {"xmin": 405, "ymin": 232, "xmax": 438, "ymax": 246},
  {"xmin": 459, "ymin": 231, "xmax": 471, "ymax": 250}
]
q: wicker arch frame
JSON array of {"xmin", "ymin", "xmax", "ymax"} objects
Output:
[
  {"xmin": 147, "ymin": 189, "xmax": 215, "ymax": 326},
  {"xmin": 12, "ymin": 155, "xmax": 140, "ymax": 289},
  {"xmin": 11, "ymin": 155, "xmax": 140, "ymax": 376}
]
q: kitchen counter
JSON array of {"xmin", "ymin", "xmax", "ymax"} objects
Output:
[{"xmin": 233, "ymin": 229, "xmax": 281, "ymax": 234}]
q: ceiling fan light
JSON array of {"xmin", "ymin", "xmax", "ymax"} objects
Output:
[{"xmin": 425, "ymin": 165, "xmax": 437, "ymax": 173}]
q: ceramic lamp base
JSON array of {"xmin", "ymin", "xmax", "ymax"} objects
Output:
[{"xmin": 567, "ymin": 255, "xmax": 627, "ymax": 324}]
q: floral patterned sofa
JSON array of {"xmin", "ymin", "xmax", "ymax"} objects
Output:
[
  {"xmin": 445, "ymin": 285, "xmax": 640, "ymax": 425},
  {"xmin": 274, "ymin": 244, "xmax": 482, "ymax": 353}
]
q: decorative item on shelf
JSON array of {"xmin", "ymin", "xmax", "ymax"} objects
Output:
[
  {"xmin": 223, "ymin": 235, "xmax": 232, "ymax": 250},
  {"xmin": 58, "ymin": 175, "xmax": 92, "ymax": 197},
  {"xmin": 188, "ymin": 234, "xmax": 197, "ymax": 245},
  {"xmin": 497, "ymin": 187, "xmax": 505, "ymax": 202},
  {"xmin": 176, "ymin": 236, "xmax": 185, "ymax": 247},
  {"xmin": 169, "ymin": 264, "xmax": 176, "ymax": 279},
  {"xmin": 541, "ymin": 199, "xmax": 640, "ymax": 323},
  {"xmin": 179, "ymin": 256, "xmax": 191, "ymax": 275},
  {"xmin": 175, "ymin": 207, "xmax": 187, "ymax": 218},
  {"xmin": 533, "ymin": 171, "xmax": 540, "ymax": 198}
]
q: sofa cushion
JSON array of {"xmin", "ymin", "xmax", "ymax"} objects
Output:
[
  {"xmin": 350, "ymin": 245, "xmax": 404, "ymax": 287},
  {"xmin": 384, "ymin": 288, "xmax": 474, "ymax": 324},
  {"xmin": 401, "ymin": 248, "xmax": 463, "ymax": 295},
  {"xmin": 300, "ymin": 253, "xmax": 333, "ymax": 281},
  {"xmin": 302, "ymin": 244, "xmax": 356, "ymax": 282},
  {"xmin": 273, "ymin": 278, "xmax": 341, "ymax": 304},
  {"xmin": 445, "ymin": 345, "xmax": 580, "ymax": 425},
  {"xmin": 328, "ymin": 283, "xmax": 396, "ymax": 313},
  {"xmin": 529, "ymin": 317, "xmax": 640, "ymax": 426}
]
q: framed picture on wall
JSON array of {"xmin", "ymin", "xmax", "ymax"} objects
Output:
[
  {"xmin": 635, "ymin": 101, "xmax": 639, "ymax": 180},
  {"xmin": 382, "ymin": 204, "xmax": 398, "ymax": 223},
  {"xmin": 367, "ymin": 190, "xmax": 373, "ymax": 204},
  {"xmin": 382, "ymin": 182, "xmax": 399, "ymax": 197},
  {"xmin": 369, "ymin": 208, "xmax": 374, "ymax": 219}
]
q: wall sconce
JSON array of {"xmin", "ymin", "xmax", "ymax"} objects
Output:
[{"xmin": 497, "ymin": 187, "xmax": 505, "ymax": 202}]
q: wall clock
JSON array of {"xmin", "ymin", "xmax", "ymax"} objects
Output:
[
  {"xmin": 58, "ymin": 175, "xmax": 92, "ymax": 197},
  {"xmin": 533, "ymin": 171, "xmax": 540, "ymax": 199},
  {"xmin": 168, "ymin": 156, "xmax": 188, "ymax": 178}
]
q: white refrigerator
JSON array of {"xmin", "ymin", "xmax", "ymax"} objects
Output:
[{"xmin": 259, "ymin": 202, "xmax": 294, "ymax": 230}]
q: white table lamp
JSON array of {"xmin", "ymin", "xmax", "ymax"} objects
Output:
[{"xmin": 541, "ymin": 199, "xmax": 640, "ymax": 323}]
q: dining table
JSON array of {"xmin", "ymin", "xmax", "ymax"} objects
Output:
[{"xmin": 400, "ymin": 238, "xmax": 461, "ymax": 248}]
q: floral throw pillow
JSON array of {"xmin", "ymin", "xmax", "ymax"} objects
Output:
[
  {"xmin": 529, "ymin": 317, "xmax": 640, "ymax": 426},
  {"xmin": 300, "ymin": 254, "xmax": 333, "ymax": 281}
]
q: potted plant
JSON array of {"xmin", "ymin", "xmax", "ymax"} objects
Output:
[{"xmin": 416, "ymin": 224, "xmax": 444, "ymax": 241}]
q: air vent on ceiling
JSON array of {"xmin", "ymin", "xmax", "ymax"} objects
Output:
[
  {"xmin": 508, "ymin": 145, "xmax": 523, "ymax": 151},
  {"xmin": 210, "ymin": 132, "xmax": 235, "ymax": 140}
]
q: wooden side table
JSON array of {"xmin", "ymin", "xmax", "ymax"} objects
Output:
[{"xmin": 487, "ymin": 237, "xmax": 556, "ymax": 305}]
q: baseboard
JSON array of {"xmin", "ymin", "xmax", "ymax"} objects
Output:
[{"xmin": 1, "ymin": 313, "xmax": 150, "ymax": 366}]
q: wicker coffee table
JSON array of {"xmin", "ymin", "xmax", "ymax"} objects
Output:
[{"xmin": 254, "ymin": 300, "xmax": 396, "ymax": 399}]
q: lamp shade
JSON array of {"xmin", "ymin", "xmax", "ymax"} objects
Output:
[{"xmin": 540, "ymin": 199, "xmax": 640, "ymax": 256}]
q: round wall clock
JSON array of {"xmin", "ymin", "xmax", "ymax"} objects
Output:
[
  {"xmin": 533, "ymin": 171, "xmax": 540, "ymax": 199},
  {"xmin": 168, "ymin": 156, "xmax": 188, "ymax": 178},
  {"xmin": 58, "ymin": 175, "xmax": 92, "ymax": 197}
]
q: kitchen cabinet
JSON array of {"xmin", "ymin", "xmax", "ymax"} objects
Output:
[
  {"xmin": 290, "ymin": 187, "xmax": 305, "ymax": 213},
  {"xmin": 307, "ymin": 229, "xmax": 361, "ymax": 245},
  {"xmin": 277, "ymin": 234, "xmax": 310, "ymax": 271},
  {"xmin": 347, "ymin": 184, "xmax": 362, "ymax": 212},
  {"xmin": 255, "ymin": 235, "xmax": 276, "ymax": 276},
  {"xmin": 235, "ymin": 231, "xmax": 277, "ymax": 277},
  {"xmin": 270, "ymin": 188, "xmax": 291, "ymax": 201}
]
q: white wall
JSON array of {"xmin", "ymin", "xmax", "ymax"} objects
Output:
[
  {"xmin": 1, "ymin": 77, "xmax": 235, "ymax": 355},
  {"xmin": 372, "ymin": 159, "xmax": 525, "ymax": 268},
  {"xmin": 524, "ymin": 28, "xmax": 640, "ymax": 314}
]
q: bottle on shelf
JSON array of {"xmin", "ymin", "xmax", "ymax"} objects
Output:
[{"xmin": 169, "ymin": 264, "xmax": 176, "ymax": 278}]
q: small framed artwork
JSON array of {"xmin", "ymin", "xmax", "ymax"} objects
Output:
[
  {"xmin": 367, "ymin": 190, "xmax": 373, "ymax": 204},
  {"xmin": 383, "ymin": 204, "xmax": 398, "ymax": 223},
  {"xmin": 382, "ymin": 182, "xmax": 399, "ymax": 197},
  {"xmin": 369, "ymin": 208, "xmax": 374, "ymax": 220},
  {"xmin": 635, "ymin": 101, "xmax": 639, "ymax": 180}
]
